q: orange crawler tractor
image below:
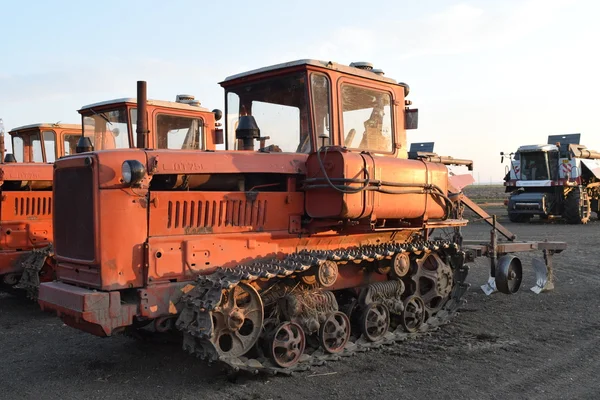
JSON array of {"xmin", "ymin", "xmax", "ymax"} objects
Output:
[
  {"xmin": 0, "ymin": 95, "xmax": 218, "ymax": 298},
  {"xmin": 0, "ymin": 122, "xmax": 84, "ymax": 296},
  {"xmin": 38, "ymin": 60, "xmax": 566, "ymax": 375}
]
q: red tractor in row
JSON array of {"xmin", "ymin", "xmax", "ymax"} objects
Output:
[
  {"xmin": 38, "ymin": 60, "xmax": 565, "ymax": 375},
  {"xmin": 0, "ymin": 95, "xmax": 220, "ymax": 298}
]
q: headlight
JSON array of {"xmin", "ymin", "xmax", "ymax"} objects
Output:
[{"xmin": 122, "ymin": 160, "xmax": 146, "ymax": 186}]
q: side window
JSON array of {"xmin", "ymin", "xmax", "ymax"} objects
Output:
[
  {"xmin": 64, "ymin": 134, "xmax": 80, "ymax": 156},
  {"xmin": 32, "ymin": 133, "xmax": 43, "ymax": 162},
  {"xmin": 130, "ymin": 108, "xmax": 138, "ymax": 147},
  {"xmin": 310, "ymin": 73, "xmax": 331, "ymax": 149},
  {"xmin": 156, "ymin": 114, "xmax": 203, "ymax": 150},
  {"xmin": 42, "ymin": 130, "xmax": 56, "ymax": 162},
  {"xmin": 12, "ymin": 136, "xmax": 24, "ymax": 162},
  {"xmin": 341, "ymin": 85, "xmax": 393, "ymax": 153}
]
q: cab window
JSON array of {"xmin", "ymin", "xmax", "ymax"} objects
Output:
[
  {"xmin": 341, "ymin": 84, "xmax": 393, "ymax": 153},
  {"xmin": 64, "ymin": 134, "xmax": 80, "ymax": 156},
  {"xmin": 32, "ymin": 134, "xmax": 43, "ymax": 162},
  {"xmin": 82, "ymin": 108, "xmax": 130, "ymax": 150},
  {"xmin": 310, "ymin": 73, "xmax": 331, "ymax": 149},
  {"xmin": 156, "ymin": 114, "xmax": 204, "ymax": 150},
  {"xmin": 225, "ymin": 72, "xmax": 310, "ymax": 153},
  {"xmin": 12, "ymin": 136, "xmax": 24, "ymax": 162},
  {"xmin": 42, "ymin": 130, "xmax": 56, "ymax": 162}
]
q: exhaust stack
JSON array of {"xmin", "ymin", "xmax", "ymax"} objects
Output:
[{"xmin": 136, "ymin": 81, "xmax": 148, "ymax": 149}]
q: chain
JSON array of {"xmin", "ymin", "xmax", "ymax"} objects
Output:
[{"xmin": 14, "ymin": 244, "xmax": 54, "ymax": 300}]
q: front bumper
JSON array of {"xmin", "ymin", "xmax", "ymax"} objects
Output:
[
  {"xmin": 507, "ymin": 192, "xmax": 549, "ymax": 215},
  {"xmin": 38, "ymin": 281, "xmax": 136, "ymax": 336}
]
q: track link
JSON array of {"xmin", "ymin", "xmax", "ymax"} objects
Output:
[{"xmin": 176, "ymin": 240, "xmax": 470, "ymax": 376}]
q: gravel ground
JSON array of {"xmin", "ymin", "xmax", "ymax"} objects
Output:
[{"xmin": 1, "ymin": 207, "xmax": 599, "ymax": 400}]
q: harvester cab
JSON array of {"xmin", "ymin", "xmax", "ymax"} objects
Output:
[
  {"xmin": 39, "ymin": 60, "xmax": 565, "ymax": 376},
  {"xmin": 502, "ymin": 133, "xmax": 600, "ymax": 224}
]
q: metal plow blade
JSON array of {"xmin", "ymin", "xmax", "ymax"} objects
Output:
[{"xmin": 531, "ymin": 257, "xmax": 554, "ymax": 294}]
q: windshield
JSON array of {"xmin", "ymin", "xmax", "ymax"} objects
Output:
[
  {"xmin": 82, "ymin": 107, "xmax": 131, "ymax": 150},
  {"xmin": 226, "ymin": 72, "xmax": 311, "ymax": 152},
  {"xmin": 520, "ymin": 151, "xmax": 550, "ymax": 180}
]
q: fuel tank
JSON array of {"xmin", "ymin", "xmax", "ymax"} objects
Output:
[{"xmin": 305, "ymin": 147, "xmax": 449, "ymax": 221}]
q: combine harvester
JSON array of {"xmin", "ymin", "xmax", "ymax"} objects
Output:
[
  {"xmin": 39, "ymin": 60, "xmax": 565, "ymax": 376},
  {"xmin": 0, "ymin": 95, "xmax": 220, "ymax": 298},
  {"xmin": 502, "ymin": 133, "xmax": 600, "ymax": 224}
]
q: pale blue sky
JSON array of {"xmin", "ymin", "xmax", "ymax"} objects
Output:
[{"xmin": 1, "ymin": 0, "xmax": 598, "ymax": 181}]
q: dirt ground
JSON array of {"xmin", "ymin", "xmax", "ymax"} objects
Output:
[{"xmin": 1, "ymin": 204, "xmax": 599, "ymax": 400}]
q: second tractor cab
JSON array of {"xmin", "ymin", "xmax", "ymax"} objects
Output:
[
  {"xmin": 502, "ymin": 133, "xmax": 600, "ymax": 224},
  {"xmin": 0, "ymin": 94, "xmax": 221, "ymax": 299},
  {"xmin": 78, "ymin": 94, "xmax": 222, "ymax": 152}
]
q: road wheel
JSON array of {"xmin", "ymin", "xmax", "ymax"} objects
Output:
[
  {"xmin": 508, "ymin": 212, "xmax": 530, "ymax": 223},
  {"xmin": 563, "ymin": 187, "xmax": 590, "ymax": 224}
]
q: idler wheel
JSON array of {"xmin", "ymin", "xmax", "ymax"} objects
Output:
[
  {"xmin": 392, "ymin": 253, "xmax": 411, "ymax": 278},
  {"xmin": 210, "ymin": 283, "xmax": 264, "ymax": 357},
  {"xmin": 495, "ymin": 255, "xmax": 523, "ymax": 294},
  {"xmin": 319, "ymin": 311, "xmax": 351, "ymax": 354},
  {"xmin": 359, "ymin": 302, "xmax": 390, "ymax": 342},
  {"xmin": 317, "ymin": 260, "xmax": 338, "ymax": 288},
  {"xmin": 400, "ymin": 295, "xmax": 425, "ymax": 333},
  {"xmin": 267, "ymin": 322, "xmax": 306, "ymax": 368}
]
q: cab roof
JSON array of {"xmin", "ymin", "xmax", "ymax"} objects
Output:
[
  {"xmin": 222, "ymin": 59, "xmax": 399, "ymax": 85},
  {"xmin": 79, "ymin": 98, "xmax": 210, "ymax": 113},
  {"xmin": 518, "ymin": 144, "xmax": 559, "ymax": 152},
  {"xmin": 9, "ymin": 123, "xmax": 81, "ymax": 133}
]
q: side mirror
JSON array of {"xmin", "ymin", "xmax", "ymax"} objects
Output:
[
  {"xmin": 500, "ymin": 152, "xmax": 505, "ymax": 163},
  {"xmin": 212, "ymin": 109, "xmax": 223, "ymax": 121},
  {"xmin": 405, "ymin": 108, "xmax": 418, "ymax": 130}
]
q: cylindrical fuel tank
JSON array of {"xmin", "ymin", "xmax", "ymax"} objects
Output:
[{"xmin": 305, "ymin": 148, "xmax": 448, "ymax": 220}]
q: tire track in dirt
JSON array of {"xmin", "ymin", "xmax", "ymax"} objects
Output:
[{"xmin": 492, "ymin": 328, "xmax": 600, "ymax": 400}]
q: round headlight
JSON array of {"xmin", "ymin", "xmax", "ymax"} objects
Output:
[{"xmin": 121, "ymin": 160, "xmax": 146, "ymax": 186}]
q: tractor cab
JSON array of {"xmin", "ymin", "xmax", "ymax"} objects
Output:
[
  {"xmin": 7, "ymin": 123, "xmax": 84, "ymax": 163},
  {"xmin": 78, "ymin": 95, "xmax": 221, "ymax": 152},
  {"xmin": 220, "ymin": 60, "xmax": 417, "ymax": 156}
]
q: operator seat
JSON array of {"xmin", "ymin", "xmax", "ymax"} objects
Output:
[{"xmin": 359, "ymin": 105, "xmax": 389, "ymax": 152}]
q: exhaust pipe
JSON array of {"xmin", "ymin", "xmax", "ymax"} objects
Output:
[{"xmin": 136, "ymin": 81, "xmax": 148, "ymax": 149}]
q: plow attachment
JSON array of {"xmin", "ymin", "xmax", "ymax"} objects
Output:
[{"xmin": 448, "ymin": 174, "xmax": 567, "ymax": 296}]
